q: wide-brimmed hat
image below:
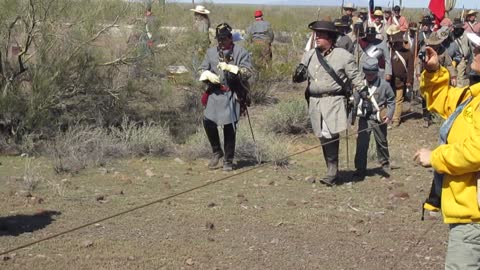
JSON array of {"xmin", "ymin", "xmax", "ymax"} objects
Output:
[
  {"xmin": 466, "ymin": 10, "xmax": 478, "ymax": 16},
  {"xmin": 373, "ymin": 10, "xmax": 383, "ymax": 17},
  {"xmin": 190, "ymin": 5, "xmax": 210, "ymax": 14},
  {"xmin": 420, "ymin": 16, "xmax": 433, "ymax": 25},
  {"xmin": 425, "ymin": 27, "xmax": 449, "ymax": 46},
  {"xmin": 386, "ymin": 25, "xmax": 401, "ymax": 36},
  {"xmin": 308, "ymin": 21, "xmax": 341, "ymax": 35},
  {"xmin": 363, "ymin": 57, "xmax": 379, "ymax": 74},
  {"xmin": 343, "ymin": 3, "xmax": 356, "ymax": 11},
  {"xmin": 467, "ymin": 32, "xmax": 480, "ymax": 47},
  {"xmin": 359, "ymin": 8, "xmax": 368, "ymax": 14},
  {"xmin": 390, "ymin": 32, "xmax": 405, "ymax": 43}
]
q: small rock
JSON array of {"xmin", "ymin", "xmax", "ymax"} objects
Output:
[
  {"xmin": 95, "ymin": 195, "xmax": 106, "ymax": 202},
  {"xmin": 205, "ymin": 222, "xmax": 215, "ymax": 230},
  {"xmin": 174, "ymin": 158, "xmax": 185, "ymax": 164},
  {"xmin": 305, "ymin": 176, "xmax": 316, "ymax": 183},
  {"xmin": 268, "ymin": 180, "xmax": 275, "ymax": 186},
  {"xmin": 118, "ymin": 190, "xmax": 124, "ymax": 195},
  {"xmin": 127, "ymin": 256, "xmax": 135, "ymax": 261},
  {"xmin": 393, "ymin": 191, "xmax": 410, "ymax": 200},
  {"xmin": 287, "ymin": 176, "xmax": 294, "ymax": 181},
  {"xmin": 145, "ymin": 169, "xmax": 155, "ymax": 177},
  {"xmin": 207, "ymin": 236, "xmax": 215, "ymax": 242},
  {"xmin": 1, "ymin": 255, "xmax": 11, "ymax": 261},
  {"xmin": 270, "ymin": 238, "xmax": 279, "ymax": 244},
  {"xmin": 163, "ymin": 174, "xmax": 171, "ymax": 178},
  {"xmin": 185, "ymin": 258, "xmax": 194, "ymax": 266},
  {"xmin": 81, "ymin": 240, "xmax": 94, "ymax": 248},
  {"xmin": 286, "ymin": 200, "xmax": 296, "ymax": 207},
  {"xmin": 207, "ymin": 202, "xmax": 216, "ymax": 208}
]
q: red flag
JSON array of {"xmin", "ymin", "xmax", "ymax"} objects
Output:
[{"xmin": 428, "ymin": 0, "xmax": 445, "ymax": 28}]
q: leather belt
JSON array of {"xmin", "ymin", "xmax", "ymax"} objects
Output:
[{"xmin": 309, "ymin": 92, "xmax": 342, "ymax": 98}]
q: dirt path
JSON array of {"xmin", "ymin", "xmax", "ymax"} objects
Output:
[{"xmin": 0, "ymin": 104, "xmax": 448, "ymax": 269}]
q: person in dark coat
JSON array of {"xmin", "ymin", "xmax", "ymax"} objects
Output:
[
  {"xmin": 389, "ymin": 32, "xmax": 414, "ymax": 128},
  {"xmin": 198, "ymin": 23, "xmax": 253, "ymax": 171}
]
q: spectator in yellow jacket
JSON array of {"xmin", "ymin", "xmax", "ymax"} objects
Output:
[{"xmin": 414, "ymin": 32, "xmax": 480, "ymax": 269}]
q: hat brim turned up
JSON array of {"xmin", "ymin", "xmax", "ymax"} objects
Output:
[{"xmin": 308, "ymin": 21, "xmax": 342, "ymax": 35}]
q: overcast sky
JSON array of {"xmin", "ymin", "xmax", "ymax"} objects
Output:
[{"xmin": 177, "ymin": 0, "xmax": 478, "ymax": 9}]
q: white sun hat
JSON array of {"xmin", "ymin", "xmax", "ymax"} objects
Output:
[
  {"xmin": 467, "ymin": 32, "xmax": 480, "ymax": 47},
  {"xmin": 190, "ymin": 5, "xmax": 210, "ymax": 14}
]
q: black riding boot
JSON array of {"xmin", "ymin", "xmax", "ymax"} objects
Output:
[
  {"xmin": 204, "ymin": 118, "xmax": 224, "ymax": 169},
  {"xmin": 319, "ymin": 136, "xmax": 339, "ymax": 186},
  {"xmin": 223, "ymin": 123, "xmax": 236, "ymax": 171}
]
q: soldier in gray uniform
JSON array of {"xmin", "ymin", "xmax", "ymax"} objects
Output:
[
  {"xmin": 352, "ymin": 57, "xmax": 395, "ymax": 179},
  {"xmin": 452, "ymin": 18, "xmax": 472, "ymax": 87},
  {"xmin": 334, "ymin": 18, "xmax": 355, "ymax": 54},
  {"xmin": 199, "ymin": 23, "xmax": 253, "ymax": 171},
  {"xmin": 246, "ymin": 10, "xmax": 274, "ymax": 68},
  {"xmin": 293, "ymin": 21, "xmax": 364, "ymax": 186},
  {"xmin": 358, "ymin": 27, "xmax": 392, "ymax": 81}
]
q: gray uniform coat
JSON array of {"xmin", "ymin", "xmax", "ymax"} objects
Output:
[
  {"xmin": 200, "ymin": 45, "xmax": 252, "ymax": 125},
  {"xmin": 246, "ymin": 20, "xmax": 274, "ymax": 43},
  {"xmin": 359, "ymin": 38, "xmax": 392, "ymax": 78},
  {"xmin": 353, "ymin": 77, "xmax": 396, "ymax": 121},
  {"xmin": 300, "ymin": 47, "xmax": 364, "ymax": 137}
]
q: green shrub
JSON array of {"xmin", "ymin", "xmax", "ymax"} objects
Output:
[
  {"xmin": 263, "ymin": 98, "xmax": 310, "ymax": 134},
  {"xmin": 110, "ymin": 118, "xmax": 174, "ymax": 156}
]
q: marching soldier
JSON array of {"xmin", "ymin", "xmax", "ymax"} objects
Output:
[
  {"xmin": 464, "ymin": 10, "xmax": 480, "ymax": 33},
  {"xmin": 292, "ymin": 21, "xmax": 364, "ymax": 186},
  {"xmin": 389, "ymin": 5, "xmax": 408, "ymax": 32},
  {"xmin": 358, "ymin": 27, "xmax": 392, "ymax": 81},
  {"xmin": 372, "ymin": 10, "xmax": 387, "ymax": 41},
  {"xmin": 352, "ymin": 57, "xmax": 395, "ymax": 179},
  {"xmin": 452, "ymin": 18, "xmax": 472, "ymax": 87},
  {"xmin": 246, "ymin": 10, "xmax": 274, "ymax": 69},
  {"xmin": 198, "ymin": 23, "xmax": 253, "ymax": 171},
  {"xmin": 389, "ymin": 32, "xmax": 414, "ymax": 128},
  {"xmin": 334, "ymin": 18, "xmax": 355, "ymax": 54}
]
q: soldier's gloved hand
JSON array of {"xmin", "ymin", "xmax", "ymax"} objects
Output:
[
  {"xmin": 199, "ymin": 70, "xmax": 220, "ymax": 84},
  {"xmin": 217, "ymin": 62, "xmax": 239, "ymax": 74}
]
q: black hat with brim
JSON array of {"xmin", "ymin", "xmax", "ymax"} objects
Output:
[
  {"xmin": 215, "ymin": 23, "xmax": 232, "ymax": 39},
  {"xmin": 308, "ymin": 21, "xmax": 341, "ymax": 35},
  {"xmin": 420, "ymin": 16, "xmax": 433, "ymax": 25}
]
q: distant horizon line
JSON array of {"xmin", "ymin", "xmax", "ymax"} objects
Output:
[{"xmin": 169, "ymin": 0, "xmax": 478, "ymax": 9}]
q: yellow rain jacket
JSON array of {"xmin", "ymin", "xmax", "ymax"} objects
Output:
[{"xmin": 421, "ymin": 66, "xmax": 480, "ymax": 224}]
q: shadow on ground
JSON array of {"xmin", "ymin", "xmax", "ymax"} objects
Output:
[{"xmin": 0, "ymin": 210, "xmax": 61, "ymax": 236}]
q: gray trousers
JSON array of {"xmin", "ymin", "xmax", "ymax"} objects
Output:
[
  {"xmin": 354, "ymin": 117, "xmax": 390, "ymax": 170},
  {"xmin": 445, "ymin": 223, "xmax": 480, "ymax": 269}
]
